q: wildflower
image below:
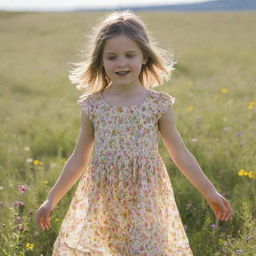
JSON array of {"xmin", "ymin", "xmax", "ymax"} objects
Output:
[
  {"xmin": 191, "ymin": 138, "xmax": 198, "ymax": 142},
  {"xmin": 248, "ymin": 171, "xmax": 256, "ymax": 179},
  {"xmin": 187, "ymin": 106, "xmax": 193, "ymax": 111},
  {"xmin": 237, "ymin": 169, "xmax": 256, "ymax": 179},
  {"xmin": 32, "ymin": 160, "xmax": 44, "ymax": 165},
  {"xmin": 43, "ymin": 180, "xmax": 49, "ymax": 185},
  {"xmin": 15, "ymin": 201, "xmax": 24, "ymax": 207},
  {"xmin": 236, "ymin": 249, "xmax": 243, "ymax": 254},
  {"xmin": 24, "ymin": 146, "xmax": 30, "ymax": 151},
  {"xmin": 236, "ymin": 131, "xmax": 242, "ymax": 136},
  {"xmin": 18, "ymin": 223, "xmax": 25, "ymax": 232},
  {"xmin": 220, "ymin": 88, "xmax": 229, "ymax": 94},
  {"xmin": 238, "ymin": 169, "xmax": 246, "ymax": 176},
  {"xmin": 26, "ymin": 158, "xmax": 33, "ymax": 163},
  {"xmin": 248, "ymin": 101, "xmax": 256, "ymax": 110},
  {"xmin": 246, "ymin": 235, "xmax": 254, "ymax": 241},
  {"xmin": 18, "ymin": 185, "xmax": 28, "ymax": 193},
  {"xmin": 26, "ymin": 243, "xmax": 34, "ymax": 251},
  {"xmin": 243, "ymin": 171, "xmax": 249, "ymax": 176},
  {"xmin": 211, "ymin": 224, "xmax": 218, "ymax": 229},
  {"xmin": 187, "ymin": 80, "xmax": 193, "ymax": 86}
]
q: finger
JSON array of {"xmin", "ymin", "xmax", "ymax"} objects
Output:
[
  {"xmin": 45, "ymin": 218, "xmax": 52, "ymax": 229},
  {"xmin": 41, "ymin": 220, "xmax": 49, "ymax": 230},
  {"xmin": 39, "ymin": 217, "xmax": 49, "ymax": 230},
  {"xmin": 39, "ymin": 220, "xmax": 46, "ymax": 230},
  {"xmin": 216, "ymin": 211, "xmax": 221, "ymax": 220},
  {"xmin": 45, "ymin": 220, "xmax": 51, "ymax": 229},
  {"xmin": 36, "ymin": 216, "xmax": 44, "ymax": 229},
  {"xmin": 223, "ymin": 199, "xmax": 232, "ymax": 212},
  {"xmin": 42, "ymin": 218, "xmax": 51, "ymax": 229}
]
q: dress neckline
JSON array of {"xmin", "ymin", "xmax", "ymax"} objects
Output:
[{"xmin": 101, "ymin": 90, "xmax": 152, "ymax": 108}]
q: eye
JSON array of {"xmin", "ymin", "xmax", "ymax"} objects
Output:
[
  {"xmin": 126, "ymin": 55, "xmax": 135, "ymax": 58},
  {"xmin": 107, "ymin": 56, "xmax": 116, "ymax": 60}
]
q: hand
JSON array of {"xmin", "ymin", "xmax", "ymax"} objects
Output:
[
  {"xmin": 204, "ymin": 191, "xmax": 233, "ymax": 222},
  {"xmin": 35, "ymin": 200, "xmax": 55, "ymax": 231}
]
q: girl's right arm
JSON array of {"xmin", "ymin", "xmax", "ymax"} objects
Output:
[
  {"xmin": 35, "ymin": 110, "xmax": 94, "ymax": 230},
  {"xmin": 47, "ymin": 109, "xmax": 94, "ymax": 208}
]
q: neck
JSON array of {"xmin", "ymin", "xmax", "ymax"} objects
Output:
[{"xmin": 106, "ymin": 83, "xmax": 145, "ymax": 96}]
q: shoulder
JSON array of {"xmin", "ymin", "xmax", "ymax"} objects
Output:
[
  {"xmin": 77, "ymin": 92, "xmax": 100, "ymax": 106},
  {"xmin": 77, "ymin": 92, "xmax": 101, "ymax": 122},
  {"xmin": 151, "ymin": 90, "xmax": 176, "ymax": 105}
]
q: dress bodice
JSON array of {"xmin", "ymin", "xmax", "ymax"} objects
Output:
[{"xmin": 77, "ymin": 90, "xmax": 176, "ymax": 162}]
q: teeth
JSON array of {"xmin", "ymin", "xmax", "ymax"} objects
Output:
[{"xmin": 117, "ymin": 71, "xmax": 129, "ymax": 75}]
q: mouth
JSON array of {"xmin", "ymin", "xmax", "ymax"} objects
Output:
[{"xmin": 115, "ymin": 71, "xmax": 130, "ymax": 76}]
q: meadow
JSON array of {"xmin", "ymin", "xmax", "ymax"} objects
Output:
[{"xmin": 0, "ymin": 10, "xmax": 255, "ymax": 255}]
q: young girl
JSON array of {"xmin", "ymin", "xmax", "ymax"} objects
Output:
[{"xmin": 35, "ymin": 10, "xmax": 233, "ymax": 256}]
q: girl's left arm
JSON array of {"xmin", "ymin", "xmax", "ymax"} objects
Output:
[{"xmin": 158, "ymin": 105, "xmax": 233, "ymax": 221}]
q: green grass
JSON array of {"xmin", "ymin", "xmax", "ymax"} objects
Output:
[{"xmin": 0, "ymin": 10, "xmax": 255, "ymax": 255}]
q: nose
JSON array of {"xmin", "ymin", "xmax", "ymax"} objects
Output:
[{"xmin": 117, "ymin": 56, "xmax": 126, "ymax": 67}]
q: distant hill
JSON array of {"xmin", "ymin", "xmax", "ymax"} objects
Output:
[{"xmin": 75, "ymin": 0, "xmax": 256, "ymax": 12}]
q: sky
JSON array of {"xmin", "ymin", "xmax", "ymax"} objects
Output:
[{"xmin": 0, "ymin": 0, "xmax": 217, "ymax": 11}]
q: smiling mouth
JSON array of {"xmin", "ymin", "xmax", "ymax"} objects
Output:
[{"xmin": 115, "ymin": 71, "xmax": 130, "ymax": 75}]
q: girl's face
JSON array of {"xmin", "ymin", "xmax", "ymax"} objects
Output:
[{"xmin": 102, "ymin": 34, "xmax": 147, "ymax": 88}]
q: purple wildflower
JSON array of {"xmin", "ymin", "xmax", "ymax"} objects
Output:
[
  {"xmin": 15, "ymin": 201, "xmax": 24, "ymax": 207},
  {"xmin": 18, "ymin": 185, "xmax": 28, "ymax": 193},
  {"xmin": 211, "ymin": 224, "xmax": 218, "ymax": 229},
  {"xmin": 246, "ymin": 236, "xmax": 254, "ymax": 241}
]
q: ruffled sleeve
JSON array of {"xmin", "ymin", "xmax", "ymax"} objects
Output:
[
  {"xmin": 157, "ymin": 91, "xmax": 176, "ymax": 120},
  {"xmin": 77, "ymin": 94, "xmax": 93, "ymax": 122}
]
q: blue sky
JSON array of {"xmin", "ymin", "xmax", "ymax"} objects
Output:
[{"xmin": 0, "ymin": 0, "xmax": 217, "ymax": 11}]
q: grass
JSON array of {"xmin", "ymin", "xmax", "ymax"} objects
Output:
[{"xmin": 0, "ymin": 10, "xmax": 255, "ymax": 255}]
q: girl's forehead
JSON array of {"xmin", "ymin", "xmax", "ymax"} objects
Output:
[{"xmin": 103, "ymin": 35, "xmax": 141, "ymax": 53}]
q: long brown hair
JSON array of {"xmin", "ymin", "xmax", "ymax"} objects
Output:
[{"xmin": 68, "ymin": 10, "xmax": 176, "ymax": 98}]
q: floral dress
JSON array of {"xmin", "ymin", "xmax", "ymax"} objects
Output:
[{"xmin": 52, "ymin": 89, "xmax": 193, "ymax": 256}]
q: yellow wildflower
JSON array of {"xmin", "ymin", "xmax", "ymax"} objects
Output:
[
  {"xmin": 33, "ymin": 160, "xmax": 44, "ymax": 166},
  {"xmin": 43, "ymin": 180, "xmax": 49, "ymax": 185},
  {"xmin": 238, "ymin": 169, "xmax": 256, "ymax": 179},
  {"xmin": 187, "ymin": 106, "xmax": 193, "ymax": 111},
  {"xmin": 248, "ymin": 101, "xmax": 256, "ymax": 110},
  {"xmin": 187, "ymin": 80, "xmax": 193, "ymax": 86},
  {"xmin": 248, "ymin": 171, "xmax": 255, "ymax": 179},
  {"xmin": 243, "ymin": 171, "xmax": 249, "ymax": 176},
  {"xmin": 238, "ymin": 169, "xmax": 246, "ymax": 176},
  {"xmin": 26, "ymin": 243, "xmax": 34, "ymax": 250},
  {"xmin": 220, "ymin": 88, "xmax": 229, "ymax": 94}
]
